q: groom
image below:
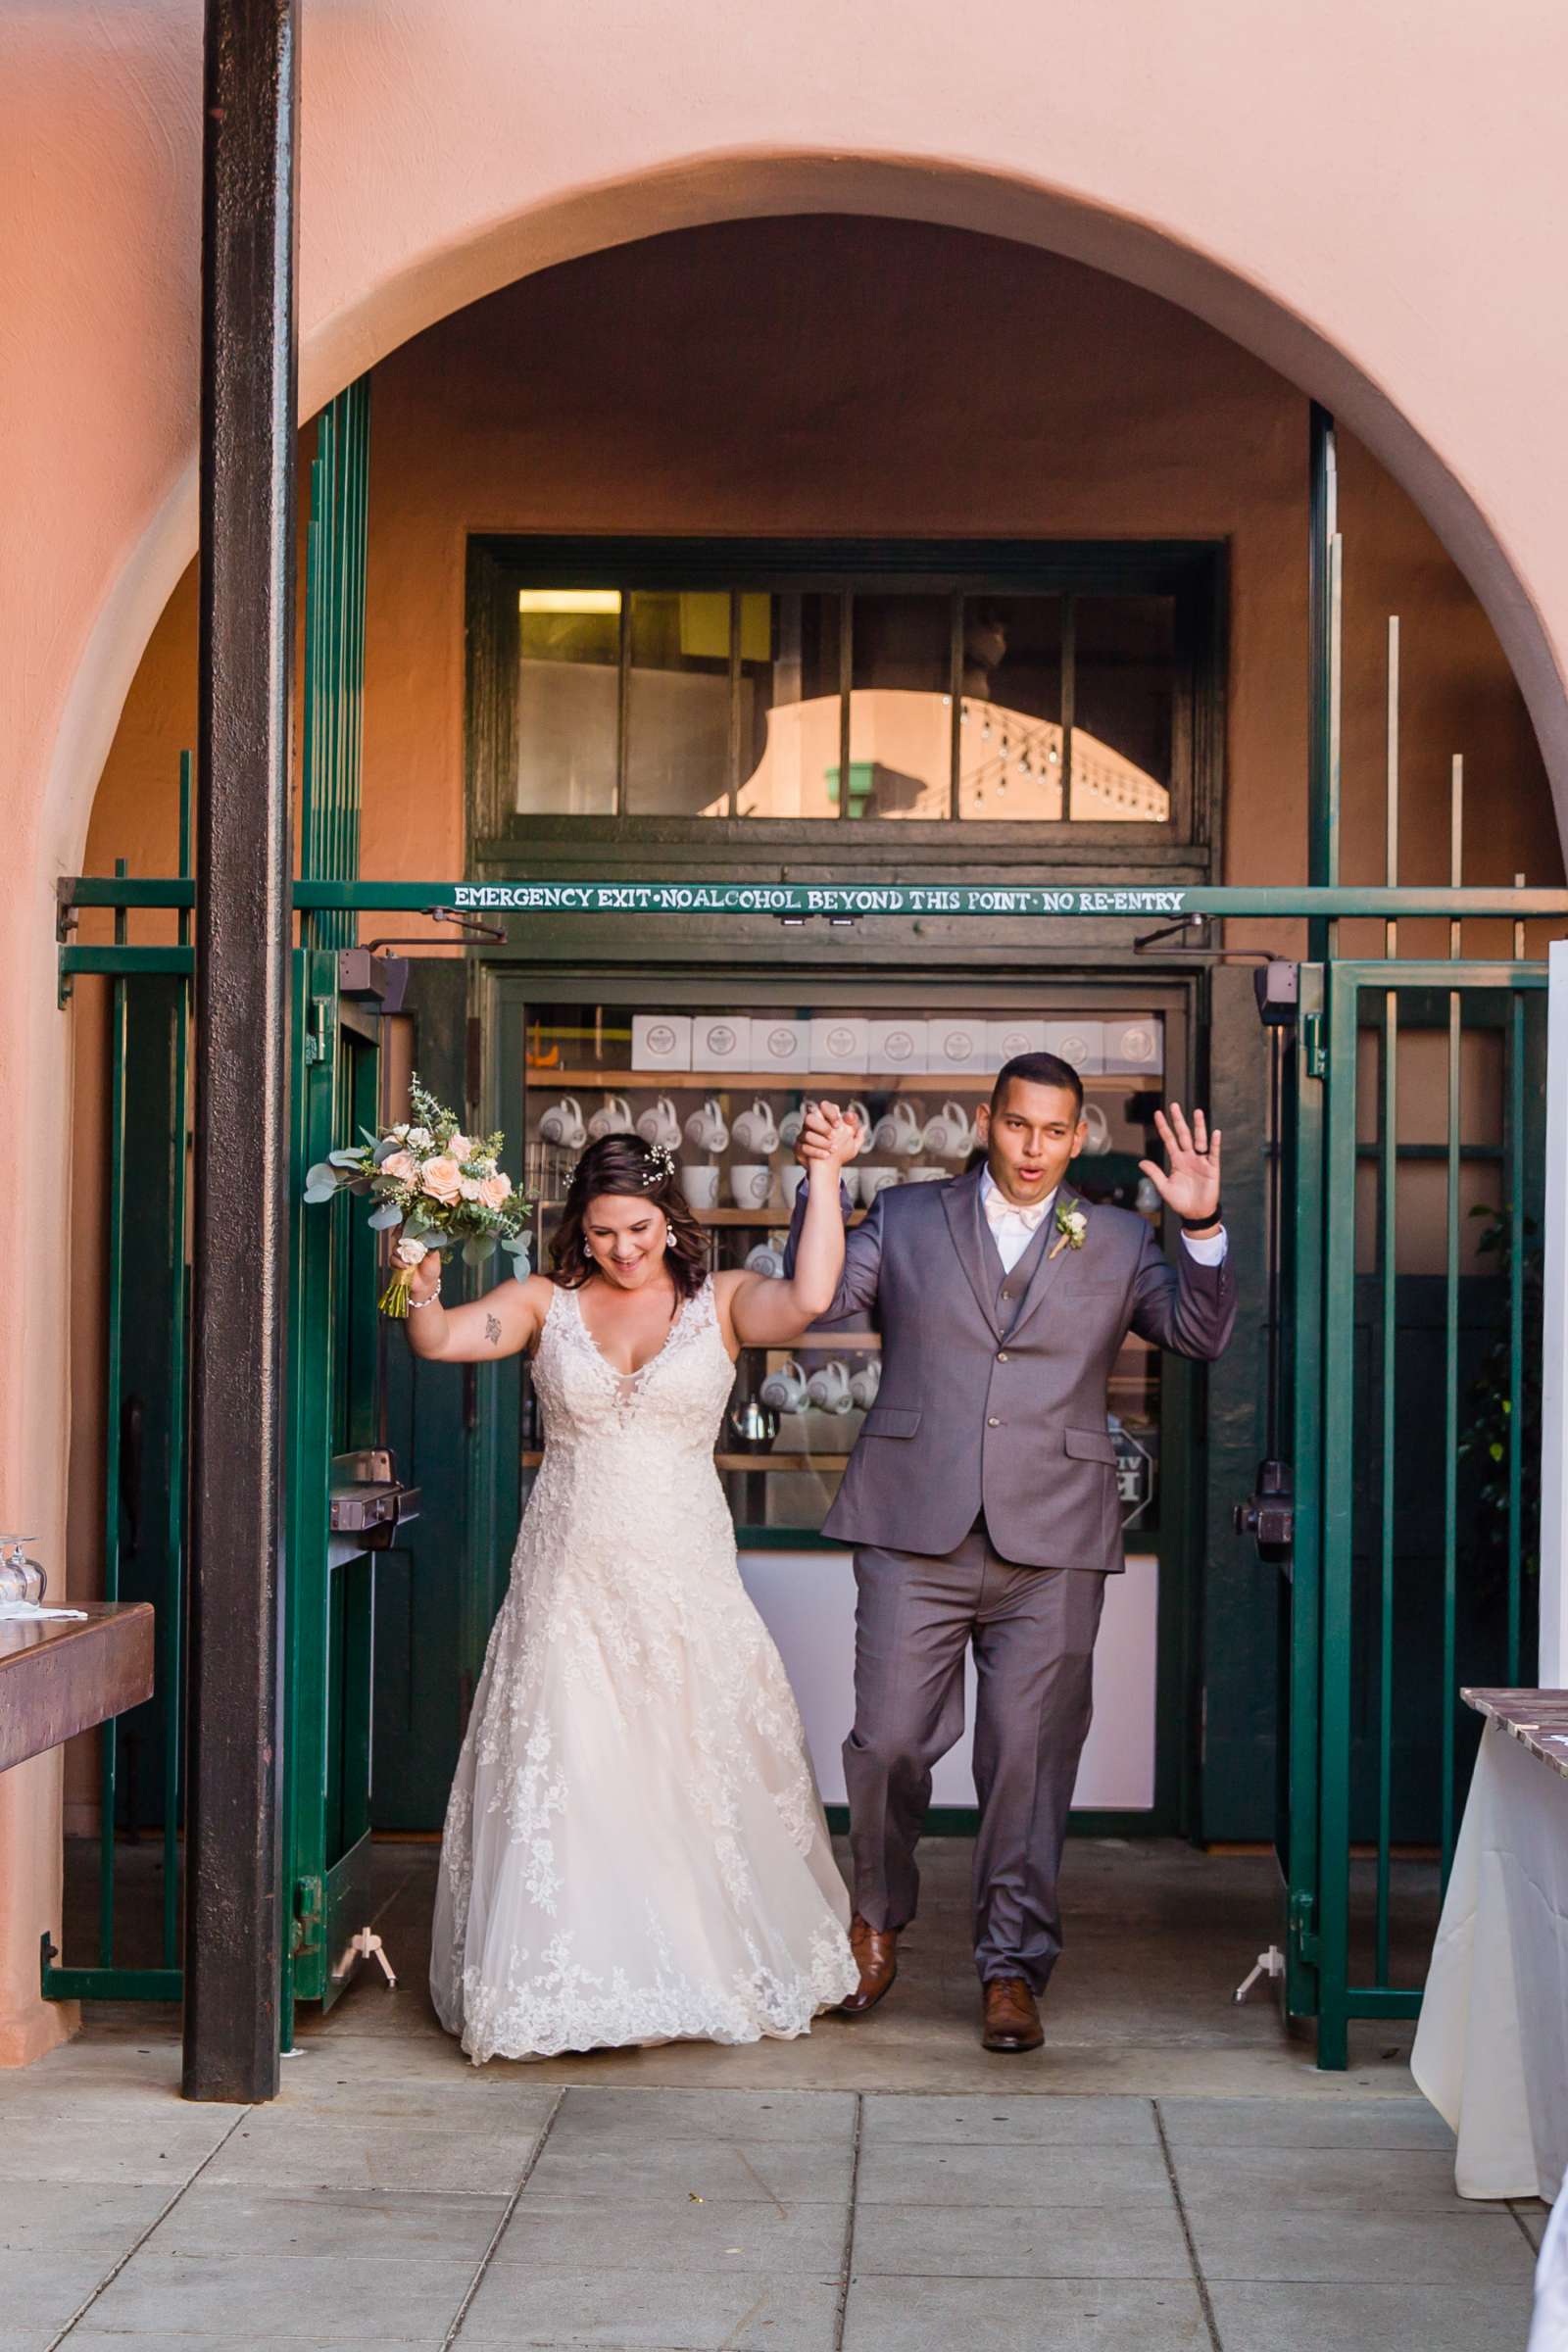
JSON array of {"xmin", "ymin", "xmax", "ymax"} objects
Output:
[{"xmin": 785, "ymin": 1054, "xmax": 1234, "ymax": 2052}]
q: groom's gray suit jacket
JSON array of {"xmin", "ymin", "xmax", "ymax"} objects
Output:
[{"xmin": 784, "ymin": 1166, "xmax": 1236, "ymax": 1572}]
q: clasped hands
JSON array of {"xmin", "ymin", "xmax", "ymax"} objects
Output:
[{"xmin": 796, "ymin": 1101, "xmax": 864, "ymax": 1171}]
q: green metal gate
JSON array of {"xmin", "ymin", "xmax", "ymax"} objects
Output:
[{"xmin": 1276, "ymin": 954, "xmax": 1545, "ymax": 2065}]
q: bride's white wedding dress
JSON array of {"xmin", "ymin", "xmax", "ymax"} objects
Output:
[{"xmin": 430, "ymin": 1275, "xmax": 857, "ymax": 2062}]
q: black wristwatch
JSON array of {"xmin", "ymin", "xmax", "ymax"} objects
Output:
[{"xmin": 1180, "ymin": 1203, "xmax": 1223, "ymax": 1232}]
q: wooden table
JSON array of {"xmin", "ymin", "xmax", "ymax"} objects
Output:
[{"xmin": 0, "ymin": 1602, "xmax": 155, "ymax": 1772}]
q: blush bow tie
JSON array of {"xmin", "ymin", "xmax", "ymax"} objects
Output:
[{"xmin": 984, "ymin": 1192, "xmax": 1050, "ymax": 1234}]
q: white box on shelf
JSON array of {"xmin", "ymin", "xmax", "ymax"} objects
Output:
[
  {"xmin": 868, "ymin": 1017, "xmax": 928, "ymax": 1075},
  {"xmin": 753, "ymin": 1016, "xmax": 810, "ymax": 1075},
  {"xmin": 1044, "ymin": 1018, "xmax": 1105, "ymax": 1074},
  {"xmin": 632, "ymin": 1013, "xmax": 693, "ymax": 1071},
  {"xmin": 691, "ymin": 1013, "xmax": 753, "ymax": 1071},
  {"xmin": 1103, "ymin": 1016, "xmax": 1163, "ymax": 1074},
  {"xmin": 987, "ymin": 1017, "xmax": 1047, "ymax": 1064},
  {"xmin": 927, "ymin": 1016, "xmax": 991, "ymax": 1074},
  {"xmin": 810, "ymin": 1015, "xmax": 870, "ymax": 1074}
]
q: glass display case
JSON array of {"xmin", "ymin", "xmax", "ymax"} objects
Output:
[{"xmin": 517, "ymin": 1000, "xmax": 1168, "ymax": 1539}]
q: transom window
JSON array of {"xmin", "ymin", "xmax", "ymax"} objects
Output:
[{"xmin": 470, "ymin": 542, "xmax": 1219, "ymax": 839}]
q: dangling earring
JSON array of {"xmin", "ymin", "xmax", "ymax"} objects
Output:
[{"xmin": 582, "ymin": 1236, "xmax": 593, "ymax": 1261}]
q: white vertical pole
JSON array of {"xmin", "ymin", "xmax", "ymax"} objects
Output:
[{"xmin": 1540, "ymin": 938, "xmax": 1568, "ymax": 1685}]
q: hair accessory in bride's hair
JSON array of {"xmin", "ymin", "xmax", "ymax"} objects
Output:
[{"xmin": 642, "ymin": 1142, "xmax": 676, "ymax": 1187}]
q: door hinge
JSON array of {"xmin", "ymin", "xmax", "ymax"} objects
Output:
[
  {"xmin": 304, "ymin": 998, "xmax": 335, "ymax": 1068},
  {"xmin": 1289, "ymin": 1887, "xmax": 1321, "ymax": 1968},
  {"xmin": 290, "ymin": 1876, "xmax": 322, "ymax": 1959},
  {"xmin": 1301, "ymin": 1010, "xmax": 1327, "ymax": 1081}
]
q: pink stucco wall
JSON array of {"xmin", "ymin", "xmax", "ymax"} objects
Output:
[{"xmin": 7, "ymin": 0, "xmax": 1568, "ymax": 2060}]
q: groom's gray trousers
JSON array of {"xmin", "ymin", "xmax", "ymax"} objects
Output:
[{"xmin": 847, "ymin": 1526, "xmax": 1105, "ymax": 1992}]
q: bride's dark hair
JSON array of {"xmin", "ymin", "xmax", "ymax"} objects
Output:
[{"xmin": 549, "ymin": 1134, "xmax": 710, "ymax": 1298}]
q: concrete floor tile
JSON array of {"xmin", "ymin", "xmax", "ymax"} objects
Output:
[
  {"xmin": 1207, "ymin": 2278, "xmax": 1536, "ymax": 2351},
  {"xmin": 0, "ymin": 2255, "xmax": 122, "ymax": 2335},
  {"xmin": 462, "ymin": 2263, "xmax": 841, "ymax": 2347},
  {"xmin": 842, "ymin": 2274, "xmax": 1208, "ymax": 2350},
  {"xmin": 494, "ymin": 2192, "xmax": 847, "ymax": 2274},
  {"xmin": 62, "ymin": 2340, "xmax": 446, "ymax": 2352},
  {"xmin": 553, "ymin": 2085, "xmax": 857, "ymax": 2144},
  {"xmin": 0, "ymin": 2180, "xmax": 170, "ymax": 2260},
  {"xmin": 852, "ymin": 2197, "xmax": 1191, "ymax": 2279},
  {"xmin": 0, "ymin": 2107, "xmax": 240, "ymax": 2185},
  {"xmin": 1156, "ymin": 2094, "xmax": 1454, "ymax": 2150},
  {"xmin": 146, "ymin": 2180, "xmax": 506, "ymax": 2262},
  {"xmin": 525, "ymin": 2135, "xmax": 855, "ymax": 2207},
  {"xmin": 203, "ymin": 2111, "xmax": 548, "ymax": 2194},
  {"xmin": 1171, "ymin": 2144, "xmax": 1465, "ymax": 2209},
  {"xmin": 1513, "ymin": 2199, "xmax": 1548, "ymax": 2249},
  {"xmin": 859, "ymin": 2091, "xmax": 1156, "ymax": 2145},
  {"xmin": 1188, "ymin": 2202, "xmax": 1536, "ymax": 2286},
  {"xmin": 79, "ymin": 2251, "xmax": 472, "ymax": 2340},
  {"xmin": 855, "ymin": 2138, "xmax": 1172, "ymax": 2208}
]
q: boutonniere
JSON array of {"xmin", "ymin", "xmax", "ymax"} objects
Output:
[{"xmin": 1048, "ymin": 1200, "xmax": 1089, "ymax": 1260}]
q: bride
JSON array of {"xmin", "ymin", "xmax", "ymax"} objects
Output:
[{"xmin": 404, "ymin": 1112, "xmax": 862, "ymax": 2062}]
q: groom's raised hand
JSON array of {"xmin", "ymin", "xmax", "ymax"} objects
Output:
[{"xmin": 1138, "ymin": 1103, "xmax": 1222, "ymax": 1229}]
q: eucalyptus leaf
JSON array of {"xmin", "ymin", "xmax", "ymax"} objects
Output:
[
  {"xmin": 372, "ymin": 1138, "xmax": 405, "ymax": 1165},
  {"xmin": 328, "ymin": 1147, "xmax": 367, "ymax": 1168},
  {"xmin": 306, "ymin": 1161, "xmax": 337, "ymax": 1191},
  {"xmin": 303, "ymin": 1180, "xmax": 338, "ymax": 1205},
  {"xmin": 368, "ymin": 1202, "xmax": 403, "ymax": 1231},
  {"xmin": 462, "ymin": 1236, "xmax": 498, "ymax": 1266}
]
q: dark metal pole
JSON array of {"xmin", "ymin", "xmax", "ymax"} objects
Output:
[{"xmin": 183, "ymin": 0, "xmax": 299, "ymax": 2103}]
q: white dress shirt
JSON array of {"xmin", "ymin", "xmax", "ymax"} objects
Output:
[{"xmin": 979, "ymin": 1166, "xmax": 1228, "ymax": 1275}]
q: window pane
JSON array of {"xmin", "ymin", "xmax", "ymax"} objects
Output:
[
  {"xmin": 515, "ymin": 588, "xmax": 619, "ymax": 815},
  {"xmin": 735, "ymin": 593, "xmax": 843, "ymax": 818},
  {"xmin": 1070, "ymin": 595, "xmax": 1175, "ymax": 822},
  {"xmin": 844, "ymin": 593, "xmax": 953, "ymax": 819},
  {"xmin": 958, "ymin": 596, "xmax": 1064, "ymax": 820},
  {"xmin": 624, "ymin": 591, "xmax": 733, "ymax": 815}
]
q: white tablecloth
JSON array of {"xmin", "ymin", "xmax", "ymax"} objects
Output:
[{"xmin": 1412, "ymin": 1718, "xmax": 1568, "ymax": 2201}]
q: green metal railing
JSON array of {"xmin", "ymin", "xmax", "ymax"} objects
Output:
[{"xmin": 302, "ymin": 377, "xmax": 369, "ymax": 952}]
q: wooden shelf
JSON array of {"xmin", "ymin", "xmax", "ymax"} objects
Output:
[
  {"xmin": 537, "ymin": 1203, "xmax": 866, "ymax": 1225},
  {"xmin": 534, "ymin": 1069, "xmax": 1157, "ymax": 1095}
]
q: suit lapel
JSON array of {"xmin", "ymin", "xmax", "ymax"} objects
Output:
[
  {"xmin": 941, "ymin": 1167, "xmax": 1004, "ymax": 1339},
  {"xmin": 1005, "ymin": 1180, "xmax": 1083, "ymax": 1343}
]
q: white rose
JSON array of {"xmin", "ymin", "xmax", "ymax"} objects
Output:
[
  {"xmin": 392, "ymin": 1237, "xmax": 427, "ymax": 1268},
  {"xmin": 407, "ymin": 1127, "xmax": 432, "ymax": 1151}
]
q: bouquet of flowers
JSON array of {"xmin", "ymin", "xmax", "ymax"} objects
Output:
[{"xmin": 305, "ymin": 1076, "xmax": 533, "ymax": 1317}]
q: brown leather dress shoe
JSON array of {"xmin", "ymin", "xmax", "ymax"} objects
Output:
[
  {"xmin": 981, "ymin": 1976, "xmax": 1044, "ymax": 2053},
  {"xmin": 836, "ymin": 1915, "xmax": 899, "ymax": 2017}
]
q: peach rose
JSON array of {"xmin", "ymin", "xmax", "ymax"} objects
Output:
[
  {"xmin": 447, "ymin": 1134, "xmax": 473, "ymax": 1162},
  {"xmin": 477, "ymin": 1172, "xmax": 513, "ymax": 1209},
  {"xmin": 380, "ymin": 1150, "xmax": 418, "ymax": 1185},
  {"xmin": 419, "ymin": 1154, "xmax": 463, "ymax": 1204}
]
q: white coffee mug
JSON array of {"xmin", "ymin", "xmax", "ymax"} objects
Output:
[
  {"xmin": 730, "ymin": 1163, "xmax": 773, "ymax": 1209},
  {"xmin": 679, "ymin": 1164, "xmax": 720, "ymax": 1210},
  {"xmin": 539, "ymin": 1095, "xmax": 586, "ymax": 1149},
  {"xmin": 859, "ymin": 1165, "xmax": 901, "ymax": 1203},
  {"xmin": 760, "ymin": 1357, "xmax": 808, "ymax": 1412},
  {"xmin": 779, "ymin": 1104, "xmax": 808, "ymax": 1151},
  {"xmin": 1082, "ymin": 1101, "xmax": 1110, "ymax": 1154},
  {"xmin": 872, "ymin": 1101, "xmax": 923, "ymax": 1157},
  {"xmin": 849, "ymin": 1358, "xmax": 882, "ymax": 1410},
  {"xmin": 745, "ymin": 1243, "xmax": 786, "ymax": 1279},
  {"xmin": 732, "ymin": 1097, "xmax": 779, "ymax": 1155},
  {"xmin": 807, "ymin": 1358, "xmax": 854, "ymax": 1414},
  {"xmin": 684, "ymin": 1096, "xmax": 730, "ymax": 1153},
  {"xmin": 588, "ymin": 1093, "xmax": 633, "ymax": 1142},
  {"xmin": 781, "ymin": 1164, "xmax": 808, "ymax": 1208},
  {"xmin": 636, "ymin": 1095, "xmax": 681, "ymax": 1150},
  {"xmin": 845, "ymin": 1100, "xmax": 873, "ymax": 1152},
  {"xmin": 839, "ymin": 1166, "xmax": 863, "ymax": 1206},
  {"xmin": 922, "ymin": 1099, "xmax": 972, "ymax": 1156},
  {"xmin": 907, "ymin": 1166, "xmax": 949, "ymax": 1182}
]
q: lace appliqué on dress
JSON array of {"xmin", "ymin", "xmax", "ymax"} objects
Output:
[{"xmin": 430, "ymin": 1277, "xmax": 856, "ymax": 2062}]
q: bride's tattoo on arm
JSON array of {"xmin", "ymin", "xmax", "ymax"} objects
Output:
[{"xmin": 485, "ymin": 1312, "xmax": 502, "ymax": 1347}]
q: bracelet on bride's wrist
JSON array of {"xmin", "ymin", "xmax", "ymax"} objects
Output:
[{"xmin": 409, "ymin": 1289, "xmax": 443, "ymax": 1311}]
